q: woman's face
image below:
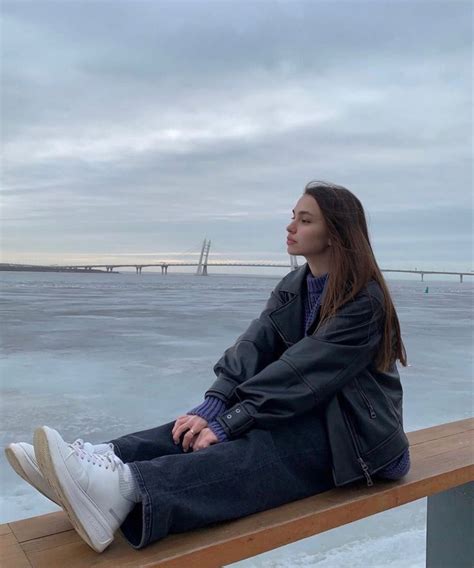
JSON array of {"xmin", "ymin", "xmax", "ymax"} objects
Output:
[{"xmin": 286, "ymin": 194, "xmax": 331, "ymax": 257}]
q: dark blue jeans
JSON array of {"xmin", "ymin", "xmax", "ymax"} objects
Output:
[{"xmin": 109, "ymin": 410, "xmax": 335, "ymax": 549}]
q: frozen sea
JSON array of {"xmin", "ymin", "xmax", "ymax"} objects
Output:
[{"xmin": 1, "ymin": 270, "xmax": 472, "ymax": 567}]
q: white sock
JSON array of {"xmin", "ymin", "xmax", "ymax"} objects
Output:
[{"xmin": 118, "ymin": 463, "xmax": 141, "ymax": 503}]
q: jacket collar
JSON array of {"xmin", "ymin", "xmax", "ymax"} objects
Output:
[
  {"xmin": 269, "ymin": 262, "xmax": 330, "ymax": 346},
  {"xmin": 278, "ymin": 262, "xmax": 310, "ymax": 294}
]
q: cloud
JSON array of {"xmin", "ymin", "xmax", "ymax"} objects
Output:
[{"xmin": 1, "ymin": 0, "xmax": 472, "ymax": 269}]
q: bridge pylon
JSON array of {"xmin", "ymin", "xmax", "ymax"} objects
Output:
[
  {"xmin": 196, "ymin": 239, "xmax": 211, "ymax": 276},
  {"xmin": 290, "ymin": 255, "xmax": 299, "ymax": 270}
]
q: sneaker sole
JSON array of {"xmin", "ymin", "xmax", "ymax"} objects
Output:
[
  {"xmin": 5, "ymin": 445, "xmax": 61, "ymax": 506},
  {"xmin": 6, "ymin": 444, "xmax": 92, "ymax": 547},
  {"xmin": 34, "ymin": 427, "xmax": 114, "ymax": 553}
]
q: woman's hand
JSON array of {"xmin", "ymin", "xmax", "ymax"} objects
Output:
[
  {"xmin": 172, "ymin": 415, "xmax": 208, "ymax": 452},
  {"xmin": 192, "ymin": 427, "xmax": 219, "ymax": 451}
]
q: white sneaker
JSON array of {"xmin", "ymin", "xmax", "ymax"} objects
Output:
[
  {"xmin": 4, "ymin": 439, "xmax": 114, "ymax": 507},
  {"xmin": 34, "ymin": 426, "xmax": 134, "ymax": 553}
]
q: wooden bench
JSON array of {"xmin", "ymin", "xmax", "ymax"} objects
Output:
[{"xmin": 1, "ymin": 417, "xmax": 473, "ymax": 568}]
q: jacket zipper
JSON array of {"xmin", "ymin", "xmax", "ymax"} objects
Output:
[
  {"xmin": 271, "ymin": 294, "xmax": 374, "ymax": 486},
  {"xmin": 344, "ymin": 409, "xmax": 374, "ymax": 487},
  {"xmin": 357, "ymin": 457, "xmax": 374, "ymax": 487},
  {"xmin": 355, "ymin": 378, "xmax": 377, "ymax": 419}
]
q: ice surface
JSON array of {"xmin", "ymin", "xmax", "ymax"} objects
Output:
[{"xmin": 1, "ymin": 271, "xmax": 472, "ymax": 567}]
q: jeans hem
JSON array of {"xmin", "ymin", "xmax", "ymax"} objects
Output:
[{"xmin": 110, "ymin": 441, "xmax": 124, "ymax": 460}]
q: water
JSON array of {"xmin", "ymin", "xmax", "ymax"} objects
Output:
[{"xmin": 1, "ymin": 270, "xmax": 472, "ymax": 567}]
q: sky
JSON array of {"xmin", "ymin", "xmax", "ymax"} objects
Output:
[{"xmin": 1, "ymin": 0, "xmax": 472, "ymax": 275}]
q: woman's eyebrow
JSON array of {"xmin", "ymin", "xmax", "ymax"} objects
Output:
[{"xmin": 292, "ymin": 209, "xmax": 314, "ymax": 216}]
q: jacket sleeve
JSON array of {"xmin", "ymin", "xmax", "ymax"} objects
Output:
[
  {"xmin": 204, "ymin": 283, "xmax": 287, "ymax": 404},
  {"xmin": 214, "ymin": 290, "xmax": 385, "ymax": 439}
]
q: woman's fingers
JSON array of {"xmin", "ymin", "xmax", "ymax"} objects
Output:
[
  {"xmin": 182, "ymin": 429, "xmax": 197, "ymax": 452},
  {"xmin": 171, "ymin": 416, "xmax": 189, "ymax": 440},
  {"xmin": 171, "ymin": 418, "xmax": 190, "ymax": 444},
  {"xmin": 172, "ymin": 415, "xmax": 208, "ymax": 447},
  {"xmin": 191, "ymin": 428, "xmax": 219, "ymax": 452},
  {"xmin": 173, "ymin": 422, "xmax": 193, "ymax": 445},
  {"xmin": 191, "ymin": 431, "xmax": 204, "ymax": 451}
]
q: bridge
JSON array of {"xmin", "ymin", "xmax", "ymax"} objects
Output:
[{"xmin": 1, "ymin": 239, "xmax": 472, "ymax": 282}]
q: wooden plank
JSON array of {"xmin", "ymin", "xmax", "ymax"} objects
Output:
[
  {"xmin": 0, "ymin": 522, "xmax": 13, "ymax": 536},
  {"xmin": 123, "ymin": 456, "xmax": 473, "ymax": 567},
  {"xmin": 10, "ymin": 511, "xmax": 72, "ymax": 544},
  {"xmin": 106, "ymin": 432, "xmax": 474, "ymax": 567},
  {"xmin": 407, "ymin": 417, "xmax": 473, "ymax": 446},
  {"xmin": 409, "ymin": 429, "xmax": 472, "ymax": 460},
  {"xmin": 10, "ymin": 419, "xmax": 474, "ymax": 567},
  {"xmin": 24, "ymin": 434, "xmax": 473, "ymax": 568},
  {"xmin": 21, "ymin": 529, "xmax": 81, "ymax": 554},
  {"xmin": 0, "ymin": 533, "xmax": 19, "ymax": 548},
  {"xmin": 0, "ymin": 531, "xmax": 31, "ymax": 568},
  {"xmin": 26, "ymin": 539, "xmax": 113, "ymax": 568}
]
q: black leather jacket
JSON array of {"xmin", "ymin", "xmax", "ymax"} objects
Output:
[{"xmin": 206, "ymin": 263, "xmax": 409, "ymax": 487}]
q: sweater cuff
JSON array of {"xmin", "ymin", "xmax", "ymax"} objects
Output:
[
  {"xmin": 208, "ymin": 420, "xmax": 229, "ymax": 443},
  {"xmin": 187, "ymin": 396, "xmax": 228, "ymax": 422}
]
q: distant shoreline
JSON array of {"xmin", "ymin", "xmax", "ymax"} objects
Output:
[
  {"xmin": 1, "ymin": 264, "xmax": 472, "ymax": 282},
  {"xmin": 0, "ymin": 266, "xmax": 116, "ymax": 274}
]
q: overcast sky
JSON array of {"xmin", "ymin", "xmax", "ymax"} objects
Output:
[{"xmin": 1, "ymin": 0, "xmax": 472, "ymax": 274}]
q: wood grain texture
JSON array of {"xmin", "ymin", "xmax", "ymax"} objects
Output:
[
  {"xmin": 0, "ymin": 531, "xmax": 32, "ymax": 568},
  {"xmin": 9, "ymin": 511, "xmax": 72, "ymax": 543}
]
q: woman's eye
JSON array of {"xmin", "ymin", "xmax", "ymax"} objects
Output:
[{"xmin": 290, "ymin": 217, "xmax": 309, "ymax": 223}]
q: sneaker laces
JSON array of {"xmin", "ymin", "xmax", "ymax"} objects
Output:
[
  {"xmin": 71, "ymin": 438, "xmax": 114, "ymax": 455},
  {"xmin": 70, "ymin": 444, "xmax": 124, "ymax": 471}
]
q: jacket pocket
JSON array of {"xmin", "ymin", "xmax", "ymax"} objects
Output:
[
  {"xmin": 340, "ymin": 375, "xmax": 401, "ymax": 458},
  {"xmin": 354, "ymin": 377, "xmax": 377, "ymax": 419}
]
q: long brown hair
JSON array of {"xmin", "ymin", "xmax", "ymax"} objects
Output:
[{"xmin": 304, "ymin": 180, "xmax": 407, "ymax": 372}]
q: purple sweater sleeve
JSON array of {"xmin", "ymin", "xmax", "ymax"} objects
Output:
[
  {"xmin": 376, "ymin": 447, "xmax": 411, "ymax": 479},
  {"xmin": 187, "ymin": 396, "xmax": 227, "ymax": 422},
  {"xmin": 207, "ymin": 419, "xmax": 229, "ymax": 443},
  {"xmin": 187, "ymin": 396, "xmax": 230, "ymax": 442}
]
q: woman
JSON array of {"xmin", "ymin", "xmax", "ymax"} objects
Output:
[{"xmin": 5, "ymin": 180, "xmax": 410, "ymax": 554}]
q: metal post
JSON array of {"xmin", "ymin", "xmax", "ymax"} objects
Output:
[{"xmin": 426, "ymin": 481, "xmax": 473, "ymax": 568}]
